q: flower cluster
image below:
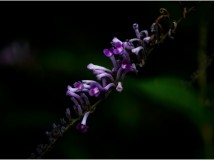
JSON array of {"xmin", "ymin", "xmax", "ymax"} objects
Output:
[
  {"xmin": 29, "ymin": 8, "xmax": 178, "ymax": 159},
  {"xmin": 66, "ymin": 18, "xmax": 177, "ymax": 133}
]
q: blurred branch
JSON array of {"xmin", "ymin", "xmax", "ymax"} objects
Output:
[{"xmin": 197, "ymin": 6, "xmax": 214, "ymax": 158}]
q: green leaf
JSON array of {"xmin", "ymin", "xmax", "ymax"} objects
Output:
[{"xmin": 130, "ymin": 76, "xmax": 208, "ymax": 129}]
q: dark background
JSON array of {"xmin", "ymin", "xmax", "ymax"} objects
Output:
[{"xmin": 0, "ymin": 1, "xmax": 214, "ymax": 158}]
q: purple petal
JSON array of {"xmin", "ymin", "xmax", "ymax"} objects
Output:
[
  {"xmin": 132, "ymin": 46, "xmax": 144, "ymax": 55},
  {"xmin": 80, "ymin": 93, "xmax": 91, "ymax": 106},
  {"xmin": 123, "ymin": 41, "xmax": 135, "ymax": 50},
  {"xmin": 96, "ymin": 72, "xmax": 114, "ymax": 81},
  {"xmin": 104, "ymin": 83, "xmax": 116, "ymax": 91},
  {"xmin": 87, "ymin": 63, "xmax": 112, "ymax": 73},
  {"xmin": 129, "ymin": 38, "xmax": 142, "ymax": 43},
  {"xmin": 76, "ymin": 105, "xmax": 83, "ymax": 115},
  {"xmin": 74, "ymin": 81, "xmax": 83, "ymax": 90},
  {"xmin": 71, "ymin": 97, "xmax": 80, "ymax": 106},
  {"xmin": 140, "ymin": 30, "xmax": 149, "ymax": 38},
  {"xmin": 76, "ymin": 123, "xmax": 89, "ymax": 134},
  {"xmin": 67, "ymin": 85, "xmax": 78, "ymax": 93},
  {"xmin": 81, "ymin": 111, "xmax": 91, "ymax": 125},
  {"xmin": 66, "ymin": 89, "xmax": 84, "ymax": 105},
  {"xmin": 93, "ymin": 70, "xmax": 105, "ymax": 75},
  {"xmin": 116, "ymin": 67, "xmax": 123, "ymax": 81},
  {"xmin": 103, "ymin": 49, "xmax": 113, "ymax": 57},
  {"xmin": 112, "ymin": 37, "xmax": 122, "ymax": 44},
  {"xmin": 114, "ymin": 42, "xmax": 122, "ymax": 48},
  {"xmin": 113, "ymin": 48, "xmax": 120, "ymax": 55},
  {"xmin": 89, "ymin": 83, "xmax": 103, "ymax": 97},
  {"xmin": 143, "ymin": 37, "xmax": 151, "ymax": 43},
  {"xmin": 120, "ymin": 59, "xmax": 132, "ymax": 70},
  {"xmin": 133, "ymin": 23, "xmax": 141, "ymax": 39},
  {"xmin": 89, "ymin": 86, "xmax": 101, "ymax": 97}
]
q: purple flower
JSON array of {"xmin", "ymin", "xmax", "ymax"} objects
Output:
[
  {"xmin": 65, "ymin": 20, "xmax": 169, "ymax": 136},
  {"xmin": 123, "ymin": 41, "xmax": 135, "ymax": 50},
  {"xmin": 111, "ymin": 37, "xmax": 124, "ymax": 55},
  {"xmin": 80, "ymin": 93, "xmax": 91, "ymax": 107},
  {"xmin": 103, "ymin": 49, "xmax": 113, "ymax": 57},
  {"xmin": 76, "ymin": 111, "xmax": 91, "ymax": 134},
  {"xmin": 87, "ymin": 63, "xmax": 112, "ymax": 73},
  {"xmin": 66, "ymin": 85, "xmax": 78, "ymax": 93},
  {"xmin": 76, "ymin": 104, "xmax": 83, "ymax": 115},
  {"xmin": 116, "ymin": 59, "xmax": 137, "ymax": 81},
  {"xmin": 132, "ymin": 46, "xmax": 144, "ymax": 55},
  {"xmin": 89, "ymin": 82, "xmax": 103, "ymax": 97},
  {"xmin": 112, "ymin": 37, "xmax": 123, "ymax": 45},
  {"xmin": 73, "ymin": 81, "xmax": 90, "ymax": 92},
  {"xmin": 140, "ymin": 30, "xmax": 149, "ymax": 38},
  {"xmin": 96, "ymin": 72, "xmax": 114, "ymax": 82},
  {"xmin": 103, "ymin": 82, "xmax": 116, "ymax": 91},
  {"xmin": 103, "ymin": 48, "xmax": 118, "ymax": 70},
  {"xmin": 120, "ymin": 59, "xmax": 133, "ymax": 71},
  {"xmin": 143, "ymin": 37, "xmax": 151, "ymax": 44},
  {"xmin": 74, "ymin": 81, "xmax": 84, "ymax": 90},
  {"xmin": 70, "ymin": 97, "xmax": 84, "ymax": 114},
  {"xmin": 113, "ymin": 42, "xmax": 124, "ymax": 55},
  {"xmin": 66, "ymin": 86, "xmax": 83, "ymax": 102},
  {"xmin": 116, "ymin": 82, "xmax": 123, "ymax": 92},
  {"xmin": 76, "ymin": 123, "xmax": 89, "ymax": 134},
  {"xmin": 127, "ymin": 38, "xmax": 142, "ymax": 45},
  {"xmin": 93, "ymin": 69, "xmax": 105, "ymax": 75}
]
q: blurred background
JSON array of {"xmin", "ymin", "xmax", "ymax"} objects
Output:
[{"xmin": 0, "ymin": 1, "xmax": 214, "ymax": 158}]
